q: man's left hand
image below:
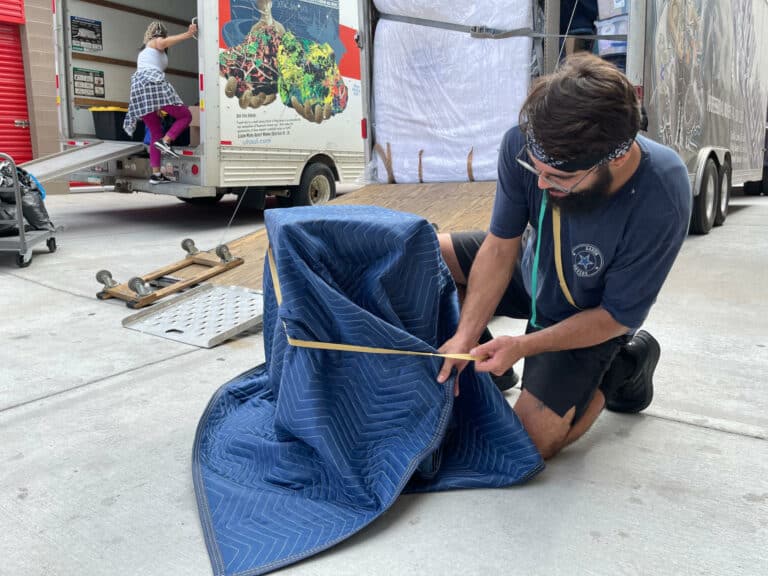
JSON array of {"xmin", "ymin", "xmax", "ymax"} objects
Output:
[{"xmin": 471, "ymin": 336, "xmax": 528, "ymax": 376}]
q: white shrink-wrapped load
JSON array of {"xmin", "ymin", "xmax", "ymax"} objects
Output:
[
  {"xmin": 373, "ymin": 0, "xmax": 531, "ymax": 31},
  {"xmin": 373, "ymin": 19, "xmax": 531, "ymax": 183}
]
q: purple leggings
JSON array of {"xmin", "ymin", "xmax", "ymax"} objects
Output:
[{"xmin": 142, "ymin": 105, "xmax": 192, "ymax": 168}]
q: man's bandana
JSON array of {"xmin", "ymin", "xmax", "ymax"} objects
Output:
[{"xmin": 526, "ymin": 129, "xmax": 635, "ymax": 172}]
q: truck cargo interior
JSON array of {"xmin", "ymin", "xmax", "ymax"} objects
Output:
[{"xmin": 55, "ymin": 1, "xmax": 199, "ymax": 191}]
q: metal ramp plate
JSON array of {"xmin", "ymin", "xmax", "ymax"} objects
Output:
[
  {"xmin": 122, "ymin": 285, "xmax": 264, "ymax": 348},
  {"xmin": 21, "ymin": 140, "xmax": 144, "ymax": 183}
]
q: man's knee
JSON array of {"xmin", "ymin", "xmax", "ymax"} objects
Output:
[
  {"xmin": 526, "ymin": 426, "xmax": 568, "ymax": 460},
  {"xmin": 513, "ymin": 389, "xmax": 575, "ymax": 460}
]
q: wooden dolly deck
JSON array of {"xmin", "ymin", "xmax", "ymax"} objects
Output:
[{"xmin": 95, "ymin": 240, "xmax": 243, "ymax": 309}]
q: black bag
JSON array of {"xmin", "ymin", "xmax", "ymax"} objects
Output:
[{"xmin": 0, "ymin": 163, "xmax": 55, "ymax": 231}]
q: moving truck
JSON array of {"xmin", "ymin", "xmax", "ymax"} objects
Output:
[
  {"xmin": 28, "ymin": 0, "xmax": 365, "ymax": 207},
  {"xmin": 357, "ymin": 0, "xmax": 768, "ymax": 234}
]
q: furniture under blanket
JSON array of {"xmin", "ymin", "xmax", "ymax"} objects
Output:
[
  {"xmin": 372, "ymin": 0, "xmax": 533, "ymax": 183},
  {"xmin": 193, "ymin": 206, "xmax": 543, "ymax": 575}
]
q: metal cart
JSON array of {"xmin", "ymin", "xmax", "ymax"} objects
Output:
[{"xmin": 0, "ymin": 153, "xmax": 57, "ymax": 267}]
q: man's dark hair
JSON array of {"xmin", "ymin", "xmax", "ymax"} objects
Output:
[{"xmin": 519, "ymin": 53, "xmax": 641, "ymax": 164}]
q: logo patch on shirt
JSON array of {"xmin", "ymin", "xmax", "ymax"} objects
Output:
[{"xmin": 572, "ymin": 244, "xmax": 604, "ymax": 278}]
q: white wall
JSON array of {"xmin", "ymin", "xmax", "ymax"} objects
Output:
[{"xmin": 65, "ymin": 0, "xmax": 198, "ymax": 135}]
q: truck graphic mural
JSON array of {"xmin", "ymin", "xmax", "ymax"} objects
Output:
[
  {"xmin": 648, "ymin": 0, "xmax": 768, "ymax": 174},
  {"xmin": 219, "ymin": 0, "xmax": 348, "ymax": 123},
  {"xmin": 650, "ymin": 0, "xmax": 704, "ymax": 153}
]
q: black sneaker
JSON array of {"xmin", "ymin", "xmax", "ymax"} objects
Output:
[
  {"xmin": 479, "ymin": 327, "xmax": 520, "ymax": 392},
  {"xmin": 149, "ymin": 173, "xmax": 174, "ymax": 185},
  {"xmin": 154, "ymin": 140, "xmax": 180, "ymax": 159},
  {"xmin": 491, "ymin": 369, "xmax": 520, "ymax": 392},
  {"xmin": 602, "ymin": 330, "xmax": 660, "ymax": 413}
]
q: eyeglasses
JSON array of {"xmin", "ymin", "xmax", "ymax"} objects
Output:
[{"xmin": 515, "ymin": 147, "xmax": 604, "ymax": 195}]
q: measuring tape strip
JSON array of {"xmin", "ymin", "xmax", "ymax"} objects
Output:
[{"xmin": 267, "ymin": 246, "xmax": 483, "ymax": 363}]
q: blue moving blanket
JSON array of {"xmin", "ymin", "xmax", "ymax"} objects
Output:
[{"xmin": 193, "ymin": 206, "xmax": 544, "ymax": 575}]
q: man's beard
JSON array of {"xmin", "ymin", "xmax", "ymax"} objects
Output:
[{"xmin": 547, "ymin": 166, "xmax": 613, "ymax": 214}]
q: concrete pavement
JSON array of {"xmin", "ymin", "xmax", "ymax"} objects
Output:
[{"xmin": 1, "ymin": 191, "xmax": 766, "ymax": 575}]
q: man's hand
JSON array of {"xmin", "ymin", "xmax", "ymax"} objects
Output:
[
  {"xmin": 437, "ymin": 334, "xmax": 476, "ymax": 397},
  {"xmin": 471, "ymin": 336, "xmax": 528, "ymax": 376}
]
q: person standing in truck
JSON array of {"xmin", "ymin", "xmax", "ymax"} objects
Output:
[
  {"xmin": 123, "ymin": 21, "xmax": 197, "ymax": 185},
  {"xmin": 436, "ymin": 53, "xmax": 692, "ymax": 460}
]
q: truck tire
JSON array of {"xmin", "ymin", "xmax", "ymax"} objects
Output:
[
  {"xmin": 714, "ymin": 161, "xmax": 731, "ymax": 227},
  {"xmin": 294, "ymin": 163, "xmax": 336, "ymax": 206},
  {"xmin": 690, "ymin": 158, "xmax": 719, "ymax": 235}
]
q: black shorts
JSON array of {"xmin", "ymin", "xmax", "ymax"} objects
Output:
[{"xmin": 451, "ymin": 231, "xmax": 628, "ymax": 423}]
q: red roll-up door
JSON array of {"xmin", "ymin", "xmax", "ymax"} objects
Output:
[
  {"xmin": 0, "ymin": 0, "xmax": 25, "ymax": 25},
  {"xmin": 0, "ymin": 23, "xmax": 33, "ymax": 164}
]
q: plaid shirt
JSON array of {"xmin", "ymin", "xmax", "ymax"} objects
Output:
[{"xmin": 123, "ymin": 68, "xmax": 184, "ymax": 136}]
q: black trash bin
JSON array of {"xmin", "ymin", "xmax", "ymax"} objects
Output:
[{"xmin": 90, "ymin": 107, "xmax": 145, "ymax": 142}]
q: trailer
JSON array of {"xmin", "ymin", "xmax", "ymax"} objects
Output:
[
  {"xmin": 356, "ymin": 0, "xmax": 768, "ymax": 235},
  {"xmin": 628, "ymin": 0, "xmax": 768, "ymax": 233},
  {"xmin": 37, "ymin": 0, "xmax": 364, "ymax": 207}
]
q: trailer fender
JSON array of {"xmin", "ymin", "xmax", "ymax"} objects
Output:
[{"xmin": 692, "ymin": 147, "xmax": 728, "ymax": 197}]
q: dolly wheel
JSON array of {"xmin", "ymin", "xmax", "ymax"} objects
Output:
[
  {"xmin": 181, "ymin": 238, "xmax": 199, "ymax": 255},
  {"xmin": 215, "ymin": 244, "xmax": 234, "ymax": 263},
  {"xmin": 128, "ymin": 277, "xmax": 153, "ymax": 297},
  {"xmin": 96, "ymin": 269, "xmax": 118, "ymax": 288}
]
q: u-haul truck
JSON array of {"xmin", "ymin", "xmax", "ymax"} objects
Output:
[{"xmin": 36, "ymin": 0, "xmax": 364, "ymax": 207}]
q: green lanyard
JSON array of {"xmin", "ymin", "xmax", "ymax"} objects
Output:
[{"xmin": 529, "ymin": 193, "xmax": 548, "ymax": 329}]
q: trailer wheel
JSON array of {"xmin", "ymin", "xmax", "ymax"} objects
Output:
[
  {"xmin": 690, "ymin": 158, "xmax": 719, "ymax": 235},
  {"xmin": 294, "ymin": 163, "xmax": 336, "ymax": 206},
  {"xmin": 714, "ymin": 161, "xmax": 731, "ymax": 227}
]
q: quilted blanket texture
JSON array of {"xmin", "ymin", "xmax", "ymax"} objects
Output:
[{"xmin": 193, "ymin": 206, "xmax": 543, "ymax": 575}]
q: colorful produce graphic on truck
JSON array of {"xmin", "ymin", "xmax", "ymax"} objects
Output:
[{"xmin": 219, "ymin": 0, "xmax": 349, "ymax": 123}]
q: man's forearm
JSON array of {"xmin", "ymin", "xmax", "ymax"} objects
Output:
[
  {"xmin": 521, "ymin": 307, "xmax": 629, "ymax": 356},
  {"xmin": 455, "ymin": 237, "xmax": 519, "ymax": 344}
]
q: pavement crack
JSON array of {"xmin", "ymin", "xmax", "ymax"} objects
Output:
[
  {"xmin": 3, "ymin": 272, "xmax": 96, "ymax": 302},
  {"xmin": 644, "ymin": 408, "xmax": 767, "ymax": 441},
  {"xmin": 0, "ymin": 350, "xmax": 199, "ymax": 415}
]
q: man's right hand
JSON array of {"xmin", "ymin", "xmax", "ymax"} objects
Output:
[{"xmin": 437, "ymin": 334, "xmax": 476, "ymax": 396}]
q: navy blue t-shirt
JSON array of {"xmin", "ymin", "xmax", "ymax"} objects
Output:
[{"xmin": 490, "ymin": 127, "xmax": 691, "ymax": 330}]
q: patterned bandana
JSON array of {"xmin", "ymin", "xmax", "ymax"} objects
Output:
[{"xmin": 526, "ymin": 129, "xmax": 635, "ymax": 172}]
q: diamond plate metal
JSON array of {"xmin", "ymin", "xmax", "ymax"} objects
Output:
[{"xmin": 122, "ymin": 285, "xmax": 264, "ymax": 348}]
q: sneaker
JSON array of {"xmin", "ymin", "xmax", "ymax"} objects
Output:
[
  {"xmin": 154, "ymin": 140, "xmax": 180, "ymax": 159},
  {"xmin": 491, "ymin": 368, "xmax": 520, "ymax": 392},
  {"xmin": 602, "ymin": 330, "xmax": 660, "ymax": 413},
  {"xmin": 149, "ymin": 173, "xmax": 174, "ymax": 185},
  {"xmin": 479, "ymin": 327, "xmax": 520, "ymax": 392}
]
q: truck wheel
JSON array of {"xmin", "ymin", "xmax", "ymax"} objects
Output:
[
  {"xmin": 690, "ymin": 158, "xmax": 719, "ymax": 235},
  {"xmin": 294, "ymin": 163, "xmax": 336, "ymax": 206},
  {"xmin": 714, "ymin": 161, "xmax": 731, "ymax": 227}
]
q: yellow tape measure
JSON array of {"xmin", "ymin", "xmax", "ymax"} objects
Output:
[{"xmin": 268, "ymin": 246, "xmax": 483, "ymax": 363}]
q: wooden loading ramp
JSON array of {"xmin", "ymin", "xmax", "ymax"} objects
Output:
[{"xmin": 203, "ymin": 182, "xmax": 498, "ymax": 291}]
